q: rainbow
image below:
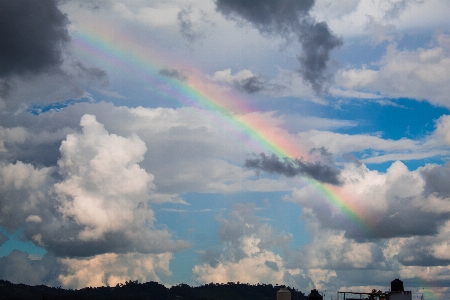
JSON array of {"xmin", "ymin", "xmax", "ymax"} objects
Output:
[
  {"xmin": 70, "ymin": 19, "xmax": 372, "ymax": 231},
  {"xmin": 405, "ymin": 276, "xmax": 444, "ymax": 300}
]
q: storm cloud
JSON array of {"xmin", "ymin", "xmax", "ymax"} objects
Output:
[
  {"xmin": 159, "ymin": 68, "xmax": 188, "ymax": 81},
  {"xmin": 0, "ymin": 0, "xmax": 70, "ymax": 77},
  {"xmin": 245, "ymin": 151, "xmax": 342, "ymax": 185},
  {"xmin": 215, "ymin": 0, "xmax": 342, "ymax": 94}
]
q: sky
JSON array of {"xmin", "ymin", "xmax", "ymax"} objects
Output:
[{"xmin": 0, "ymin": 0, "xmax": 450, "ymax": 299}]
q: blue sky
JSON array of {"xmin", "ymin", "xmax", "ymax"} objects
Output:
[{"xmin": 1, "ymin": 0, "xmax": 450, "ymax": 299}]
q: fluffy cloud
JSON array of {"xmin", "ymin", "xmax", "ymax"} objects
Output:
[
  {"xmin": 192, "ymin": 203, "xmax": 298, "ymax": 285},
  {"xmin": 1, "ymin": 103, "xmax": 449, "ymax": 293},
  {"xmin": 434, "ymin": 115, "xmax": 450, "ymax": 146},
  {"xmin": 0, "ymin": 161, "xmax": 55, "ymax": 231},
  {"xmin": 291, "ymin": 231, "xmax": 384, "ymax": 271},
  {"xmin": 59, "ymin": 252, "xmax": 173, "ymax": 289},
  {"xmin": 0, "ymin": 113, "xmax": 189, "ymax": 259},
  {"xmin": 295, "ymin": 114, "xmax": 450, "ymax": 164},
  {"xmin": 55, "ymin": 114, "xmax": 153, "ymax": 240},
  {"xmin": 312, "ymin": 0, "xmax": 445, "ymax": 39},
  {"xmin": 287, "ymin": 160, "xmax": 450, "ymax": 240},
  {"xmin": 336, "ymin": 33, "xmax": 450, "ymax": 107}
]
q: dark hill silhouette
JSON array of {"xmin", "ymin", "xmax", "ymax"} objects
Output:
[{"xmin": 0, "ymin": 279, "xmax": 306, "ymax": 300}]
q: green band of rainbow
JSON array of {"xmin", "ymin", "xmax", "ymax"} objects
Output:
[{"xmin": 71, "ymin": 20, "xmax": 371, "ymax": 232}]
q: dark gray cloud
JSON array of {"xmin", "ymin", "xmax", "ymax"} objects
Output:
[
  {"xmin": 346, "ymin": 208, "xmax": 448, "ymax": 241},
  {"xmin": 420, "ymin": 162, "xmax": 450, "ymax": 198},
  {"xmin": 296, "ymin": 19, "xmax": 343, "ymax": 94},
  {"xmin": 0, "ymin": 79, "xmax": 13, "ymax": 99},
  {"xmin": 216, "ymin": 0, "xmax": 315, "ymax": 30},
  {"xmin": 159, "ymin": 68, "xmax": 188, "ymax": 81},
  {"xmin": 0, "ymin": 0, "xmax": 70, "ymax": 106},
  {"xmin": 215, "ymin": 0, "xmax": 342, "ymax": 95},
  {"xmin": 245, "ymin": 151, "xmax": 342, "ymax": 185},
  {"xmin": 396, "ymin": 239, "xmax": 450, "ymax": 266},
  {"xmin": 0, "ymin": 231, "xmax": 8, "ymax": 246},
  {"xmin": 0, "ymin": 251, "xmax": 62, "ymax": 286},
  {"xmin": 0, "ymin": 0, "xmax": 70, "ymax": 77},
  {"xmin": 22, "ymin": 210, "xmax": 191, "ymax": 258},
  {"xmin": 234, "ymin": 75, "xmax": 265, "ymax": 93},
  {"xmin": 0, "ymin": 0, "xmax": 109, "ymax": 112}
]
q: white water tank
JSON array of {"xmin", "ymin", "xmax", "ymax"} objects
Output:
[{"xmin": 277, "ymin": 287, "xmax": 291, "ymax": 300}]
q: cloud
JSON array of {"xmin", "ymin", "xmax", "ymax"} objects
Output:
[
  {"xmin": 0, "ymin": 102, "xmax": 294, "ymax": 195},
  {"xmin": 0, "ymin": 161, "xmax": 55, "ymax": 231},
  {"xmin": 71, "ymin": 62, "xmax": 108, "ymax": 86},
  {"xmin": 0, "ymin": 0, "xmax": 70, "ymax": 78},
  {"xmin": 281, "ymin": 114, "xmax": 358, "ymax": 132},
  {"xmin": 0, "ymin": 113, "xmax": 190, "ymax": 258},
  {"xmin": 212, "ymin": 69, "xmax": 267, "ymax": 94},
  {"xmin": 290, "ymin": 231, "xmax": 384, "ymax": 270},
  {"xmin": 336, "ymin": 33, "xmax": 450, "ymax": 107},
  {"xmin": 395, "ymin": 236, "xmax": 450, "ymax": 267},
  {"xmin": 434, "ymin": 115, "xmax": 450, "ymax": 146},
  {"xmin": 192, "ymin": 203, "xmax": 298, "ymax": 285},
  {"xmin": 45, "ymin": 114, "xmax": 188, "ymax": 256},
  {"xmin": 58, "ymin": 252, "xmax": 173, "ymax": 289},
  {"xmin": 420, "ymin": 162, "xmax": 450, "ymax": 198},
  {"xmin": 0, "ymin": 1, "xmax": 110, "ymax": 111},
  {"xmin": 364, "ymin": 15, "xmax": 397, "ymax": 45},
  {"xmin": 177, "ymin": 5, "xmax": 211, "ymax": 43},
  {"xmin": 0, "ymin": 251, "xmax": 62, "ymax": 287},
  {"xmin": 112, "ymin": 2, "xmax": 179, "ymax": 28},
  {"xmin": 288, "ymin": 160, "xmax": 450, "ymax": 241},
  {"xmin": 55, "ymin": 114, "xmax": 154, "ymax": 240},
  {"xmin": 159, "ymin": 68, "xmax": 188, "ymax": 81},
  {"xmin": 0, "ymin": 250, "xmax": 174, "ymax": 289},
  {"xmin": 245, "ymin": 150, "xmax": 342, "ymax": 185},
  {"xmin": 0, "ymin": 231, "xmax": 7, "ymax": 246},
  {"xmin": 215, "ymin": 0, "xmax": 343, "ymax": 95},
  {"xmin": 216, "ymin": 203, "xmax": 292, "ymax": 255},
  {"xmin": 297, "ymin": 129, "xmax": 419, "ymax": 159},
  {"xmin": 2, "ymin": 103, "xmax": 450, "ymax": 292}
]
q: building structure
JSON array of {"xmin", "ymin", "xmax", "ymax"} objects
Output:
[
  {"xmin": 338, "ymin": 279, "xmax": 412, "ymax": 300},
  {"xmin": 277, "ymin": 287, "xmax": 291, "ymax": 300},
  {"xmin": 308, "ymin": 289, "xmax": 324, "ymax": 300}
]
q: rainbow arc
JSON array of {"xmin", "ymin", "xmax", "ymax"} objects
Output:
[{"xmin": 72, "ymin": 21, "xmax": 371, "ymax": 232}]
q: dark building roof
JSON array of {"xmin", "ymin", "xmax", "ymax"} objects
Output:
[{"xmin": 307, "ymin": 289, "xmax": 323, "ymax": 300}]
